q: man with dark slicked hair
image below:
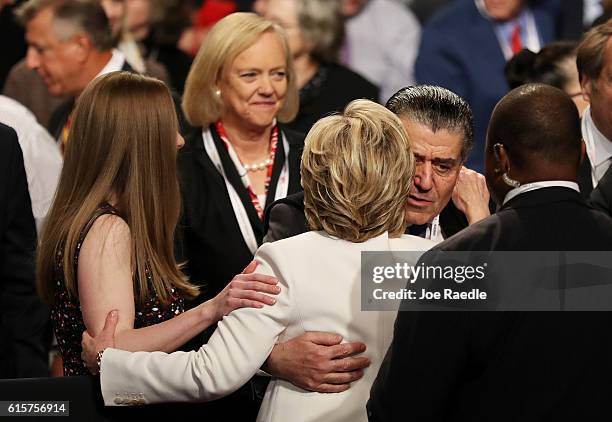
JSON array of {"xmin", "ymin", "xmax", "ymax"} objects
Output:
[
  {"xmin": 264, "ymin": 85, "xmax": 491, "ymax": 244},
  {"xmin": 368, "ymin": 84, "xmax": 612, "ymax": 421},
  {"xmin": 254, "ymin": 86, "xmax": 491, "ymax": 398}
]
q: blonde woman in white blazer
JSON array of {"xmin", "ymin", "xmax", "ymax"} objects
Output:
[{"xmin": 83, "ymin": 99, "xmax": 435, "ymax": 421}]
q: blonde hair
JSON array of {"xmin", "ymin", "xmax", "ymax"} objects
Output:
[
  {"xmin": 182, "ymin": 12, "xmax": 299, "ymax": 126},
  {"xmin": 301, "ymin": 99, "xmax": 415, "ymax": 242},
  {"xmin": 37, "ymin": 71, "xmax": 198, "ymax": 306}
]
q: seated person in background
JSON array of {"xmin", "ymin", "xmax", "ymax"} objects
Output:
[
  {"xmin": 505, "ymin": 41, "xmax": 587, "ymax": 116},
  {"xmin": 36, "ymin": 71, "xmax": 279, "ymax": 376},
  {"xmin": 82, "ymin": 99, "xmax": 435, "ymax": 421},
  {"xmin": 264, "ymin": 85, "xmax": 491, "ymax": 243},
  {"xmin": 262, "ymin": 0, "xmax": 379, "ymax": 133}
]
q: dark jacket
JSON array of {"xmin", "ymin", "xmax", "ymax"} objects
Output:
[
  {"xmin": 175, "ymin": 124, "xmax": 305, "ymax": 301},
  {"xmin": 368, "ymin": 187, "xmax": 612, "ymax": 421},
  {"xmin": 263, "ymin": 191, "xmax": 469, "ymax": 242},
  {"xmin": 0, "ymin": 123, "xmax": 50, "ymax": 378},
  {"xmin": 287, "ymin": 62, "xmax": 379, "ymax": 134}
]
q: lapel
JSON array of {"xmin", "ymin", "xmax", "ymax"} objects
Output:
[
  {"xmin": 439, "ymin": 200, "xmax": 469, "ymax": 238},
  {"xmin": 264, "ymin": 131, "xmax": 287, "ymax": 209},
  {"xmin": 280, "ymin": 124, "xmax": 305, "ymax": 194},
  {"xmin": 578, "ymin": 154, "xmax": 593, "ymax": 198},
  {"xmin": 531, "ymin": 6, "xmax": 555, "ymax": 45},
  {"xmin": 120, "ymin": 61, "xmax": 135, "ymax": 73},
  {"xmin": 467, "ymin": 4, "xmax": 506, "ymax": 67},
  {"xmin": 208, "ymin": 125, "xmax": 264, "ymax": 240}
]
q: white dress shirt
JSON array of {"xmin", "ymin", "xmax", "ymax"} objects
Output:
[
  {"xmin": 100, "ymin": 231, "xmax": 435, "ymax": 421},
  {"xmin": 94, "ymin": 49, "xmax": 127, "ymax": 79},
  {"xmin": 0, "ymin": 96, "xmax": 62, "ymax": 234},
  {"xmin": 503, "ymin": 181, "xmax": 580, "ymax": 205},
  {"xmin": 342, "ymin": 0, "xmax": 420, "ymax": 102},
  {"xmin": 581, "ymin": 106, "xmax": 612, "ymax": 188}
]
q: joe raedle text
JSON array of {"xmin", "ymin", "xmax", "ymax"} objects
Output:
[{"xmin": 372, "ymin": 287, "xmax": 487, "ymax": 301}]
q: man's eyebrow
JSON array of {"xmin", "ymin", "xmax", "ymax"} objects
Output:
[{"xmin": 432, "ymin": 157, "xmax": 458, "ymax": 166}]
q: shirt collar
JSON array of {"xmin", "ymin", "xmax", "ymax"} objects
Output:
[
  {"xmin": 582, "ymin": 106, "xmax": 612, "ymax": 167},
  {"xmin": 503, "ymin": 181, "xmax": 580, "ymax": 205},
  {"xmin": 94, "ymin": 49, "xmax": 126, "ymax": 80}
]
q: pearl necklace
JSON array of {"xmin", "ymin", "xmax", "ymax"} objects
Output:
[{"xmin": 242, "ymin": 157, "xmax": 273, "ymax": 172}]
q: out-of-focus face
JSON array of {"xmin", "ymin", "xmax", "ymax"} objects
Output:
[
  {"xmin": 100, "ymin": 0, "xmax": 125, "ymax": 36},
  {"xmin": 176, "ymin": 132, "xmax": 185, "ymax": 149},
  {"xmin": 560, "ymin": 56, "xmax": 588, "ymax": 116},
  {"xmin": 582, "ymin": 37, "xmax": 612, "ymax": 142},
  {"xmin": 401, "ymin": 117, "xmax": 463, "ymax": 225},
  {"xmin": 264, "ymin": 0, "xmax": 309, "ymax": 59},
  {"xmin": 483, "ymin": 0, "xmax": 524, "ymax": 21},
  {"xmin": 219, "ymin": 32, "xmax": 288, "ymax": 131},
  {"xmin": 341, "ymin": 0, "xmax": 369, "ymax": 18},
  {"xmin": 25, "ymin": 8, "xmax": 83, "ymax": 96},
  {"xmin": 125, "ymin": 0, "xmax": 150, "ymax": 41},
  {"xmin": 253, "ymin": 0, "xmax": 269, "ymax": 14}
]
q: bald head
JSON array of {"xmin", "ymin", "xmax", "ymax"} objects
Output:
[{"xmin": 488, "ymin": 84, "xmax": 581, "ymax": 173}]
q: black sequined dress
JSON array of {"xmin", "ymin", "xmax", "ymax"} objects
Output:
[{"xmin": 51, "ymin": 205, "xmax": 184, "ymax": 375}]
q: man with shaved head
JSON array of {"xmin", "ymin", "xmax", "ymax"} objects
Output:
[{"xmin": 368, "ymin": 84, "xmax": 612, "ymax": 421}]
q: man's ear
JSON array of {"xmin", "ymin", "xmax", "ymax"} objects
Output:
[
  {"xmin": 72, "ymin": 33, "xmax": 93, "ymax": 64},
  {"xmin": 493, "ymin": 143, "xmax": 510, "ymax": 174},
  {"xmin": 580, "ymin": 74, "xmax": 593, "ymax": 103}
]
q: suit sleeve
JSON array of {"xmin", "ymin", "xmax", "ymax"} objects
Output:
[
  {"xmin": 0, "ymin": 125, "xmax": 50, "ymax": 378},
  {"xmin": 100, "ymin": 242, "xmax": 293, "ymax": 405},
  {"xmin": 368, "ymin": 308, "xmax": 473, "ymax": 421},
  {"xmin": 263, "ymin": 202, "xmax": 308, "ymax": 243}
]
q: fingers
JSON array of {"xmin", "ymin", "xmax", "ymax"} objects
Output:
[
  {"xmin": 311, "ymin": 383, "xmax": 351, "ymax": 394},
  {"xmin": 300, "ymin": 331, "xmax": 343, "ymax": 346},
  {"xmin": 229, "ymin": 279, "xmax": 281, "ymax": 295},
  {"xmin": 325, "ymin": 341, "xmax": 367, "ymax": 359},
  {"xmin": 100, "ymin": 310, "xmax": 119, "ymax": 340},
  {"xmin": 329, "ymin": 355, "xmax": 371, "ymax": 373},
  {"xmin": 228, "ymin": 291, "xmax": 277, "ymax": 307},
  {"xmin": 233, "ymin": 272, "xmax": 278, "ymax": 285},
  {"xmin": 241, "ymin": 260, "xmax": 258, "ymax": 274},
  {"xmin": 322, "ymin": 369, "xmax": 365, "ymax": 385}
]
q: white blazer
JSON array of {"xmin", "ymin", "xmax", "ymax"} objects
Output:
[{"xmin": 100, "ymin": 231, "xmax": 435, "ymax": 421}]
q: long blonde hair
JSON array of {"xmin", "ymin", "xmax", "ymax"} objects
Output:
[{"xmin": 37, "ymin": 71, "xmax": 198, "ymax": 306}]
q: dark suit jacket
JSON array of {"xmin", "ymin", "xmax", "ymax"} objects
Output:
[
  {"xmin": 368, "ymin": 187, "xmax": 612, "ymax": 421},
  {"xmin": 590, "ymin": 165, "xmax": 612, "ymax": 215},
  {"xmin": 175, "ymin": 124, "xmax": 304, "ymax": 301},
  {"xmin": 287, "ymin": 62, "xmax": 379, "ymax": 135},
  {"xmin": 263, "ymin": 191, "xmax": 469, "ymax": 242},
  {"xmin": 577, "ymin": 154, "xmax": 612, "ymax": 216},
  {"xmin": 415, "ymin": 0, "xmax": 554, "ymax": 171},
  {"xmin": 0, "ymin": 123, "xmax": 50, "ymax": 378}
]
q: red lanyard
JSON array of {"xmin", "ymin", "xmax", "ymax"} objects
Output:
[{"xmin": 215, "ymin": 120, "xmax": 278, "ymax": 220}]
